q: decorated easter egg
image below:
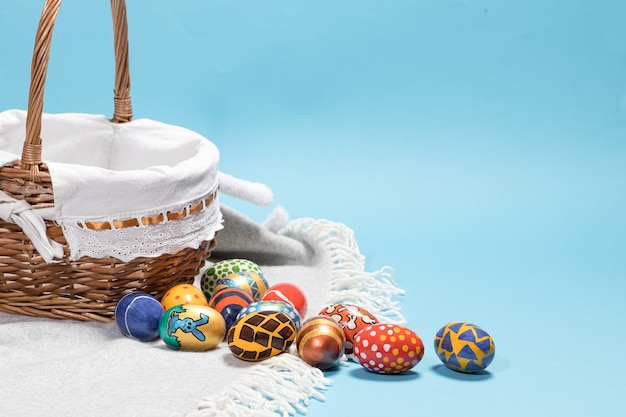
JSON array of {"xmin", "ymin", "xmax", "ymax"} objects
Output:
[
  {"xmin": 159, "ymin": 304, "xmax": 226, "ymax": 351},
  {"xmin": 227, "ymin": 311, "xmax": 296, "ymax": 361},
  {"xmin": 354, "ymin": 324, "xmax": 424, "ymax": 374},
  {"xmin": 161, "ymin": 284, "xmax": 208, "ymax": 311},
  {"xmin": 237, "ymin": 300, "xmax": 302, "ymax": 331},
  {"xmin": 115, "ymin": 292, "xmax": 164, "ymax": 341},
  {"xmin": 201, "ymin": 259, "xmax": 264, "ymax": 299},
  {"xmin": 208, "ymin": 287, "xmax": 254, "ymax": 330},
  {"xmin": 318, "ymin": 304, "xmax": 379, "ymax": 356},
  {"xmin": 262, "ymin": 282, "xmax": 308, "ymax": 318},
  {"xmin": 434, "ymin": 322, "xmax": 495, "ymax": 373},
  {"xmin": 213, "ymin": 271, "xmax": 269, "ymax": 301},
  {"xmin": 296, "ymin": 316, "xmax": 346, "ymax": 370}
]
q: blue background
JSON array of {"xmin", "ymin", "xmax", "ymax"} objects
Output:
[{"xmin": 2, "ymin": 1, "xmax": 626, "ymax": 416}]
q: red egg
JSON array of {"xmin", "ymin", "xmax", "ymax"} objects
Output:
[
  {"xmin": 262, "ymin": 282, "xmax": 308, "ymax": 318},
  {"xmin": 353, "ymin": 323, "xmax": 424, "ymax": 374},
  {"xmin": 296, "ymin": 316, "xmax": 345, "ymax": 370},
  {"xmin": 318, "ymin": 304, "xmax": 378, "ymax": 356}
]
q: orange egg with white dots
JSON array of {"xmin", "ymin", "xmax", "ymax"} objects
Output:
[
  {"xmin": 353, "ymin": 323, "xmax": 424, "ymax": 374},
  {"xmin": 161, "ymin": 284, "xmax": 208, "ymax": 310}
]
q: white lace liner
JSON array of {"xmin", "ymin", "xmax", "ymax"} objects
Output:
[
  {"xmin": 184, "ymin": 218, "xmax": 406, "ymax": 417},
  {"xmin": 0, "ymin": 110, "xmax": 223, "ymax": 262},
  {"xmin": 59, "ymin": 188, "xmax": 223, "ymax": 262}
]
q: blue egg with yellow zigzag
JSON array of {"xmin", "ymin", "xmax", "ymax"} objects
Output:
[{"xmin": 434, "ymin": 322, "xmax": 495, "ymax": 373}]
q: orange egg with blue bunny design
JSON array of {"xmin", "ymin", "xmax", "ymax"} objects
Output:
[{"xmin": 159, "ymin": 304, "xmax": 226, "ymax": 351}]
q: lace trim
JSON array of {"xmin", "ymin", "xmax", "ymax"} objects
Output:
[
  {"xmin": 77, "ymin": 192, "xmax": 217, "ymax": 231},
  {"xmin": 59, "ymin": 193, "xmax": 223, "ymax": 262}
]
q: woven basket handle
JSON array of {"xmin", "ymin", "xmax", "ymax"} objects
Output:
[{"xmin": 21, "ymin": 0, "xmax": 132, "ymax": 181}]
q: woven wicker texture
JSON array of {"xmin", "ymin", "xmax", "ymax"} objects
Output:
[{"xmin": 0, "ymin": 0, "xmax": 217, "ymax": 322}]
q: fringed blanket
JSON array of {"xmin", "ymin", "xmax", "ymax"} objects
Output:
[{"xmin": 0, "ymin": 203, "xmax": 405, "ymax": 417}]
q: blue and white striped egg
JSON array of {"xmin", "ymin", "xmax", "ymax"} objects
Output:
[{"xmin": 236, "ymin": 300, "xmax": 302, "ymax": 331}]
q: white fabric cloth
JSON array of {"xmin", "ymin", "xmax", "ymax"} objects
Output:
[
  {"xmin": 218, "ymin": 172, "xmax": 274, "ymax": 207},
  {"xmin": 0, "ymin": 109, "xmax": 222, "ymax": 261},
  {"xmin": 0, "ymin": 190, "xmax": 64, "ymax": 262}
]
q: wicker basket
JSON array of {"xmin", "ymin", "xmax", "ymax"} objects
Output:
[{"xmin": 0, "ymin": 0, "xmax": 220, "ymax": 322}]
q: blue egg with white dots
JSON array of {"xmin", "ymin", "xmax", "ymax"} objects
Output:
[
  {"xmin": 236, "ymin": 300, "xmax": 302, "ymax": 330},
  {"xmin": 115, "ymin": 292, "xmax": 165, "ymax": 341}
]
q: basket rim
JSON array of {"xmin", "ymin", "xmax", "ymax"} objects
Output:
[{"xmin": 0, "ymin": 109, "xmax": 220, "ymax": 218}]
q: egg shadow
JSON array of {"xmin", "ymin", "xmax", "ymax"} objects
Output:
[
  {"xmin": 349, "ymin": 366, "xmax": 421, "ymax": 382},
  {"xmin": 430, "ymin": 364, "xmax": 493, "ymax": 381},
  {"xmin": 320, "ymin": 363, "xmax": 343, "ymax": 376}
]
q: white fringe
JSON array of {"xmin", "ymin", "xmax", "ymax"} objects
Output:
[
  {"xmin": 284, "ymin": 218, "xmax": 406, "ymax": 325},
  {"xmin": 188, "ymin": 355, "xmax": 330, "ymax": 417},
  {"xmin": 183, "ymin": 217, "xmax": 405, "ymax": 417}
]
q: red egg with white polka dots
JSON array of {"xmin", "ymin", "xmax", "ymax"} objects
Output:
[{"xmin": 353, "ymin": 323, "xmax": 424, "ymax": 374}]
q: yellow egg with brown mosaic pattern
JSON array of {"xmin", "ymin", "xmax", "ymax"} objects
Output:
[{"xmin": 227, "ymin": 311, "xmax": 296, "ymax": 361}]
